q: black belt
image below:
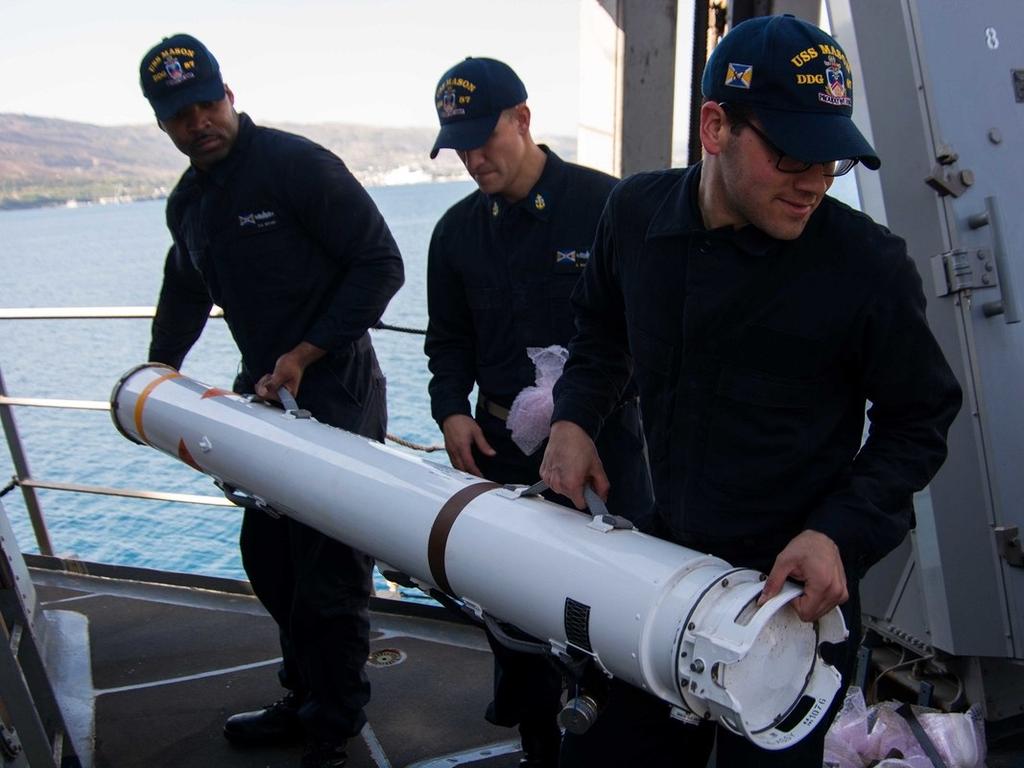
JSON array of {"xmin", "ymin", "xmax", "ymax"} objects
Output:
[
  {"xmin": 479, "ymin": 391, "xmax": 638, "ymax": 423},
  {"xmin": 478, "ymin": 393, "xmax": 510, "ymax": 421}
]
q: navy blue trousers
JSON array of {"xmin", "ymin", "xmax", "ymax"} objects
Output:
[{"xmin": 235, "ymin": 358, "xmax": 386, "ymax": 741}]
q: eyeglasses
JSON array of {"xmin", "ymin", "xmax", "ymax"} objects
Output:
[{"xmin": 727, "ymin": 112, "xmax": 859, "ymax": 178}]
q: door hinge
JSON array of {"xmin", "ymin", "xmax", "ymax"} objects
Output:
[{"xmin": 930, "ymin": 248, "xmax": 997, "ymax": 297}]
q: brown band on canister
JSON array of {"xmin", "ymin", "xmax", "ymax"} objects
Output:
[{"xmin": 428, "ymin": 481, "xmax": 500, "ymax": 596}]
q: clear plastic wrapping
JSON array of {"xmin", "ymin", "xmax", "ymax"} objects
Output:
[
  {"xmin": 507, "ymin": 345, "xmax": 569, "ymax": 455},
  {"xmin": 824, "ymin": 687, "xmax": 986, "ymax": 768}
]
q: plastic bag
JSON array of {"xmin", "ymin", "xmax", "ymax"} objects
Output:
[
  {"xmin": 507, "ymin": 345, "xmax": 569, "ymax": 455},
  {"xmin": 918, "ymin": 708, "xmax": 985, "ymax": 768},
  {"xmin": 824, "ymin": 688, "xmax": 870, "ymax": 768},
  {"xmin": 823, "ymin": 687, "xmax": 986, "ymax": 768}
]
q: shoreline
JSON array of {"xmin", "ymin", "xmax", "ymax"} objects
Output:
[{"xmin": 0, "ymin": 173, "xmax": 471, "ymax": 213}]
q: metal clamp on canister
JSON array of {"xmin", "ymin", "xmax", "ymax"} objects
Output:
[{"xmin": 276, "ymin": 387, "xmax": 312, "ymax": 419}]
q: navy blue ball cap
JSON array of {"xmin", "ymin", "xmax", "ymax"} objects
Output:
[
  {"xmin": 140, "ymin": 33, "xmax": 226, "ymax": 121},
  {"xmin": 430, "ymin": 57, "xmax": 528, "ymax": 159},
  {"xmin": 702, "ymin": 15, "xmax": 880, "ymax": 170}
]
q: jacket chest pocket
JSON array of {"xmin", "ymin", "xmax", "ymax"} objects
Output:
[
  {"xmin": 545, "ymin": 273, "xmax": 582, "ymax": 339},
  {"xmin": 703, "ymin": 369, "xmax": 816, "ymax": 494},
  {"xmin": 632, "ymin": 325, "xmax": 675, "ymax": 376},
  {"xmin": 467, "ymin": 286, "xmax": 510, "ymax": 312},
  {"xmin": 467, "ymin": 287, "xmax": 513, "ymax": 364},
  {"xmin": 220, "ymin": 222, "xmax": 310, "ymax": 297}
]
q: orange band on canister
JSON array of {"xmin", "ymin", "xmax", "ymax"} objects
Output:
[{"xmin": 134, "ymin": 371, "xmax": 181, "ymax": 444}]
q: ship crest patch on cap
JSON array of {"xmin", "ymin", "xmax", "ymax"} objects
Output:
[
  {"xmin": 441, "ymin": 89, "xmax": 466, "ymax": 118},
  {"xmin": 724, "ymin": 63, "xmax": 753, "ymax": 89},
  {"xmin": 146, "ymin": 45, "xmax": 199, "ymax": 87},
  {"xmin": 435, "ymin": 76, "xmax": 476, "ymax": 119},
  {"xmin": 163, "ymin": 56, "xmax": 192, "ymax": 86},
  {"xmin": 819, "ymin": 56, "xmax": 851, "ymax": 106}
]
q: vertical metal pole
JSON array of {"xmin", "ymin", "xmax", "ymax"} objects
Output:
[
  {"xmin": 687, "ymin": 0, "xmax": 711, "ymax": 166},
  {"xmin": 617, "ymin": 0, "xmax": 679, "ymax": 175},
  {"xmin": 0, "ymin": 364, "xmax": 54, "ymax": 556}
]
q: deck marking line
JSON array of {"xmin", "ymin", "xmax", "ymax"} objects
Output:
[
  {"xmin": 405, "ymin": 739, "xmax": 520, "ymax": 767},
  {"xmin": 134, "ymin": 371, "xmax": 180, "ymax": 444},
  {"xmin": 41, "ymin": 593, "xmax": 102, "ymax": 606},
  {"xmin": 95, "ymin": 656, "xmax": 281, "ymax": 695},
  {"xmin": 361, "ymin": 722, "xmax": 392, "ymax": 768},
  {"xmin": 427, "ymin": 481, "xmax": 499, "ymax": 595}
]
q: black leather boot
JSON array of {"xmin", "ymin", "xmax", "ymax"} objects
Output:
[
  {"xmin": 223, "ymin": 692, "xmax": 303, "ymax": 746},
  {"xmin": 301, "ymin": 739, "xmax": 348, "ymax": 768}
]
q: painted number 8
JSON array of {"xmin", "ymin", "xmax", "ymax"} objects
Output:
[{"xmin": 985, "ymin": 27, "xmax": 999, "ymax": 50}]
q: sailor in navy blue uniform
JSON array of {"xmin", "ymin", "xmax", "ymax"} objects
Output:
[
  {"xmin": 140, "ymin": 34, "xmax": 403, "ymax": 768},
  {"xmin": 426, "ymin": 57, "xmax": 654, "ymax": 767},
  {"xmin": 540, "ymin": 16, "xmax": 962, "ymax": 768}
]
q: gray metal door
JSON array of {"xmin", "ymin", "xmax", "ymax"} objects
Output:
[{"xmin": 831, "ymin": 0, "xmax": 1024, "ymax": 663}]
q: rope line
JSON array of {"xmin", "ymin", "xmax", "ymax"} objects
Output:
[
  {"xmin": 371, "ymin": 321, "xmax": 438, "ymax": 450},
  {"xmin": 373, "ymin": 320, "xmax": 427, "ymax": 335},
  {"xmin": 386, "ymin": 433, "xmax": 444, "ymax": 453}
]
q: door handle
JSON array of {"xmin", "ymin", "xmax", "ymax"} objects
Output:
[{"xmin": 970, "ymin": 196, "xmax": 1019, "ymax": 323}]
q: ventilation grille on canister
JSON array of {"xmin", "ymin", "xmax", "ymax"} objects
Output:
[{"xmin": 564, "ymin": 597, "xmax": 593, "ymax": 652}]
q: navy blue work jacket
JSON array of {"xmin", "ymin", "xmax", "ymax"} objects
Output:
[
  {"xmin": 150, "ymin": 113, "xmax": 404, "ymax": 381},
  {"xmin": 425, "ymin": 148, "xmax": 617, "ymax": 424},
  {"xmin": 552, "ymin": 163, "xmax": 962, "ymax": 575}
]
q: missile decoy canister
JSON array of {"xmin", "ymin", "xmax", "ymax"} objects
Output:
[{"xmin": 111, "ymin": 363, "xmax": 847, "ymax": 750}]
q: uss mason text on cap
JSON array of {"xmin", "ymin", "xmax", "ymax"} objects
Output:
[
  {"xmin": 430, "ymin": 57, "xmax": 528, "ymax": 159},
  {"xmin": 702, "ymin": 14, "xmax": 880, "ymax": 170},
  {"xmin": 140, "ymin": 33, "xmax": 225, "ymax": 122}
]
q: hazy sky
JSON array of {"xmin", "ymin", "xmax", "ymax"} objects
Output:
[{"xmin": 1, "ymin": 0, "xmax": 583, "ymax": 135}]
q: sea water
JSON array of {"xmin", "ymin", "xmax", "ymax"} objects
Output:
[{"xmin": 0, "ymin": 182, "xmax": 474, "ymax": 589}]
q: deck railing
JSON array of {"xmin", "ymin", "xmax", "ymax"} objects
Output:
[
  {"xmin": 0, "ymin": 307, "xmax": 236, "ymax": 556},
  {"xmin": 0, "ymin": 306, "xmax": 437, "ymax": 558}
]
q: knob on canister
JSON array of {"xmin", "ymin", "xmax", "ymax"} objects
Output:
[{"xmin": 558, "ymin": 694, "xmax": 602, "ymax": 734}]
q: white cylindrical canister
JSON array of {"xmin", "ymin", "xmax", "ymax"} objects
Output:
[{"xmin": 111, "ymin": 364, "xmax": 847, "ymax": 750}]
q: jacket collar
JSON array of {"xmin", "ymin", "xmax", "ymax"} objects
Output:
[
  {"xmin": 180, "ymin": 112, "xmax": 254, "ymax": 191},
  {"xmin": 205, "ymin": 112, "xmax": 255, "ymax": 186},
  {"xmin": 646, "ymin": 163, "xmax": 704, "ymax": 239},
  {"xmin": 646, "ymin": 161, "xmax": 779, "ymax": 258},
  {"xmin": 487, "ymin": 145, "xmax": 562, "ymax": 222}
]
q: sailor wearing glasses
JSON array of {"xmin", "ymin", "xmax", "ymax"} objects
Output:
[{"xmin": 540, "ymin": 14, "xmax": 962, "ymax": 768}]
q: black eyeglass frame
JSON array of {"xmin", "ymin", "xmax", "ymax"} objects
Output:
[{"xmin": 718, "ymin": 102, "xmax": 859, "ymax": 178}]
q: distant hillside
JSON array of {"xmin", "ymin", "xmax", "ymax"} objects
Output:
[{"xmin": 0, "ymin": 114, "xmax": 575, "ymax": 210}]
